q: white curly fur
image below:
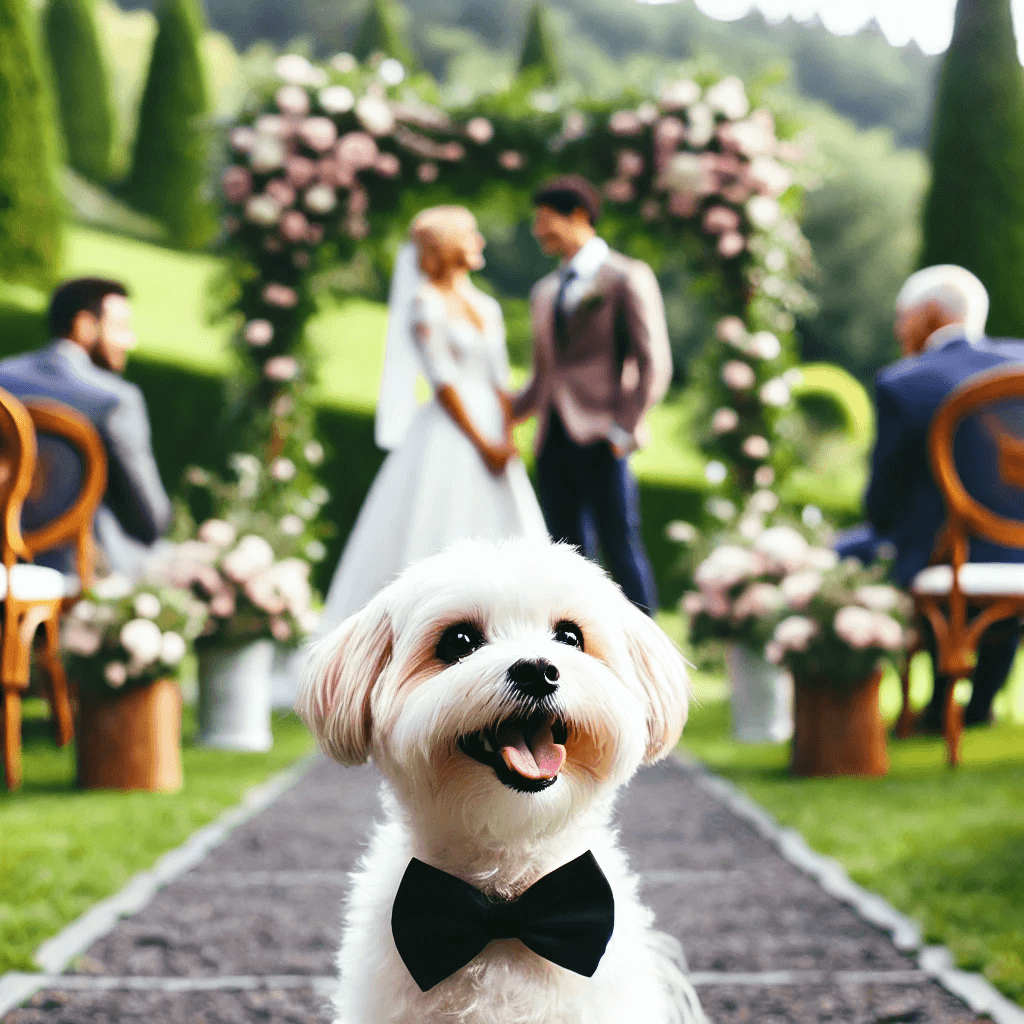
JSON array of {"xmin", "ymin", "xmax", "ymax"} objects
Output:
[{"xmin": 296, "ymin": 538, "xmax": 708, "ymax": 1024}]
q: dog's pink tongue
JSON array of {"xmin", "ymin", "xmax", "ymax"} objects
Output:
[{"xmin": 497, "ymin": 720, "xmax": 566, "ymax": 780}]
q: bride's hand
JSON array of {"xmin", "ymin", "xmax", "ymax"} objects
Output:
[{"xmin": 481, "ymin": 439, "xmax": 519, "ymax": 475}]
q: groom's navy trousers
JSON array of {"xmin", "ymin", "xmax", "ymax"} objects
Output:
[{"xmin": 536, "ymin": 412, "xmax": 658, "ymax": 613}]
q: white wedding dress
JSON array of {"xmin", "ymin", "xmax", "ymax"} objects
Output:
[{"xmin": 319, "ymin": 283, "xmax": 548, "ymax": 630}]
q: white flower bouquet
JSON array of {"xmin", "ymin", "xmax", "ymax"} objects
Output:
[{"xmin": 62, "ymin": 575, "xmax": 209, "ymax": 696}]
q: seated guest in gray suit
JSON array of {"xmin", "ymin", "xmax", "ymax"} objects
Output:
[
  {"xmin": 836, "ymin": 265, "xmax": 1023, "ymax": 728},
  {"xmin": 0, "ymin": 277, "xmax": 172, "ymax": 578}
]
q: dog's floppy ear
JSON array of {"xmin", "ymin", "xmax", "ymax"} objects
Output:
[
  {"xmin": 621, "ymin": 604, "xmax": 691, "ymax": 764},
  {"xmin": 295, "ymin": 598, "xmax": 393, "ymax": 766}
]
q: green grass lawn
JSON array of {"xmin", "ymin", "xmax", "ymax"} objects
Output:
[
  {"xmin": 0, "ymin": 699, "xmax": 314, "ymax": 974},
  {"xmin": 664, "ymin": 608, "xmax": 1024, "ymax": 1006}
]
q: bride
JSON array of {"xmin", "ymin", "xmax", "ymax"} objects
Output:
[{"xmin": 318, "ymin": 205, "xmax": 548, "ymax": 628}]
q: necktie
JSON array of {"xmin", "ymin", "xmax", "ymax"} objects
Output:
[
  {"xmin": 553, "ymin": 267, "xmax": 578, "ymax": 351},
  {"xmin": 391, "ymin": 850, "xmax": 615, "ymax": 992}
]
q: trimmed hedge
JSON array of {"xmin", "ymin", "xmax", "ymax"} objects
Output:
[
  {"xmin": 43, "ymin": 0, "xmax": 116, "ymax": 184},
  {"xmin": 123, "ymin": 0, "xmax": 213, "ymax": 250},
  {"xmin": 351, "ymin": 0, "xmax": 414, "ymax": 69},
  {"xmin": 518, "ymin": 1, "xmax": 560, "ymax": 85},
  {"xmin": 0, "ymin": 0, "xmax": 63, "ymax": 289},
  {"xmin": 921, "ymin": 0, "xmax": 1024, "ymax": 336}
]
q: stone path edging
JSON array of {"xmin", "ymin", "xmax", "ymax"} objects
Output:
[
  {"xmin": 686, "ymin": 758, "xmax": 1024, "ymax": 1024},
  {"xmin": 0, "ymin": 751, "xmax": 318, "ymax": 1019}
]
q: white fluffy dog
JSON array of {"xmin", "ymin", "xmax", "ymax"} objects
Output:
[{"xmin": 296, "ymin": 538, "xmax": 707, "ymax": 1024}]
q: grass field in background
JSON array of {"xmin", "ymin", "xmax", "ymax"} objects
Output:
[
  {"xmin": 660, "ymin": 602, "xmax": 1024, "ymax": 1006},
  {"xmin": 0, "ymin": 700, "xmax": 314, "ymax": 974}
]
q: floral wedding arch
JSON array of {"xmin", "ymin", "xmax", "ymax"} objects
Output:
[{"xmin": 214, "ymin": 51, "xmax": 815, "ymax": 585}]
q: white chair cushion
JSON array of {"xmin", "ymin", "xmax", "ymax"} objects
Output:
[
  {"xmin": 912, "ymin": 563, "xmax": 1024, "ymax": 597},
  {"xmin": 0, "ymin": 563, "xmax": 68, "ymax": 602}
]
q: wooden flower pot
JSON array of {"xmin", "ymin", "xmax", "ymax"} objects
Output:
[
  {"xmin": 790, "ymin": 670, "xmax": 889, "ymax": 777},
  {"xmin": 76, "ymin": 678, "xmax": 183, "ymax": 792}
]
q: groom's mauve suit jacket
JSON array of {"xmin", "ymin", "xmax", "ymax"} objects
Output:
[{"xmin": 512, "ymin": 249, "xmax": 672, "ymax": 454}]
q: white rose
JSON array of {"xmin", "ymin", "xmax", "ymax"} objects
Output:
[
  {"xmin": 92, "ymin": 573, "xmax": 134, "ymax": 601},
  {"xmin": 319, "ymin": 85, "xmax": 355, "ymax": 114},
  {"xmin": 63, "ymin": 621, "xmax": 102, "ymax": 657},
  {"xmin": 733, "ymin": 582, "xmax": 784, "ymax": 620},
  {"xmin": 759, "ymin": 378, "xmax": 790, "ymax": 407},
  {"xmin": 742, "ymin": 435, "xmax": 770, "ymax": 460},
  {"xmin": 275, "ymin": 53, "xmax": 316, "ymax": 84},
  {"xmin": 704, "ymin": 460, "xmax": 728, "ymax": 485},
  {"xmin": 659, "ymin": 78, "xmax": 701, "ymax": 109},
  {"xmin": 855, "ymin": 585, "xmax": 902, "ymax": 612},
  {"xmin": 119, "ymin": 618, "xmax": 164, "ymax": 665},
  {"xmin": 685, "ymin": 103, "xmax": 715, "ymax": 147},
  {"xmin": 705, "ymin": 76, "xmax": 750, "ymax": 120},
  {"xmin": 833, "ymin": 605, "xmax": 877, "ymax": 650},
  {"xmin": 773, "ymin": 615, "xmax": 817, "ymax": 652},
  {"xmin": 748, "ymin": 331, "xmax": 782, "ymax": 361},
  {"xmin": 378, "ymin": 58, "xmax": 405, "ymax": 86},
  {"xmin": 872, "ymin": 613, "xmax": 906, "ymax": 652},
  {"xmin": 303, "ymin": 441, "xmax": 324, "ymax": 465},
  {"xmin": 133, "ymin": 593, "xmax": 162, "ymax": 619},
  {"xmin": 355, "ymin": 94, "xmax": 395, "ymax": 135},
  {"xmin": 221, "ymin": 535, "xmax": 276, "ymax": 584},
  {"xmin": 695, "ymin": 545, "xmax": 764, "ymax": 593},
  {"xmin": 780, "ymin": 570, "xmax": 823, "ymax": 610},
  {"xmin": 305, "ymin": 540, "xmax": 327, "ymax": 561},
  {"xmin": 747, "ymin": 195, "xmax": 781, "ymax": 230},
  {"xmin": 304, "ymin": 184, "xmax": 337, "ymax": 214},
  {"xmin": 665, "ymin": 520, "xmax": 698, "ymax": 544},
  {"xmin": 280, "ymin": 514, "xmax": 304, "ymax": 536},
  {"xmin": 198, "ymin": 519, "xmax": 237, "ymax": 549},
  {"xmin": 805, "ymin": 547, "xmax": 839, "ymax": 572},
  {"xmin": 754, "ymin": 526, "xmax": 809, "ymax": 573},
  {"xmin": 754, "ymin": 466, "xmax": 776, "ymax": 488},
  {"xmin": 749, "ymin": 489, "xmax": 780, "ymax": 514},
  {"xmin": 271, "ymin": 457, "xmax": 297, "ymax": 482},
  {"xmin": 249, "ymin": 136, "xmax": 286, "ymax": 174},
  {"xmin": 160, "ymin": 632, "xmax": 187, "ymax": 666}
]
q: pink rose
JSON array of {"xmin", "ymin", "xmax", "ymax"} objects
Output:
[
  {"xmin": 266, "ymin": 179, "xmax": 297, "ymax": 208},
  {"xmin": 374, "ymin": 152, "xmax": 401, "ymax": 178},
  {"xmin": 286, "ymin": 156, "xmax": 317, "ymax": 189},
  {"xmin": 440, "ymin": 142, "xmax": 465, "ymax": 161},
  {"xmin": 222, "ymin": 166, "xmax": 252, "ymax": 204},
  {"xmin": 733, "ymin": 582, "xmax": 784, "ymax": 620},
  {"xmin": 604, "ymin": 179, "xmax": 635, "ymax": 203},
  {"xmin": 773, "ymin": 615, "xmax": 817, "ymax": 652},
  {"xmin": 264, "ymin": 355, "xmax": 299, "ymax": 381},
  {"xmin": 299, "ymin": 116, "xmax": 338, "ymax": 152},
  {"xmin": 711, "ymin": 407, "xmax": 739, "ymax": 435},
  {"xmin": 466, "ymin": 117, "xmax": 494, "ymax": 144},
  {"xmin": 609, "ymin": 110, "xmax": 643, "ymax": 136},
  {"xmin": 703, "ymin": 205, "xmax": 741, "ymax": 236},
  {"xmin": 222, "ymin": 535, "xmax": 275, "ymax": 584},
  {"xmin": 754, "ymin": 466, "xmax": 776, "ymax": 488},
  {"xmin": 721, "ymin": 360, "xmax": 756, "ymax": 391},
  {"xmin": 718, "ymin": 232, "xmax": 746, "ymax": 259},
  {"xmin": 347, "ymin": 187, "xmax": 368, "ymax": 215},
  {"xmin": 742, "ymin": 435, "xmax": 770, "ymax": 460},
  {"xmin": 336, "ymin": 131, "xmax": 379, "ymax": 170},
  {"xmin": 617, "ymin": 150, "xmax": 645, "ymax": 178},
  {"xmin": 855, "ymin": 585, "xmax": 902, "ymax": 612},
  {"xmin": 307, "ymin": 223, "xmax": 325, "ymax": 245},
  {"xmin": 417, "ymin": 162, "xmax": 439, "ymax": 182},
  {"xmin": 667, "ymin": 191, "xmax": 699, "ymax": 218},
  {"xmin": 230, "ymin": 126, "xmax": 256, "ymax": 153},
  {"xmin": 780, "ymin": 570, "xmax": 823, "ymax": 610},
  {"xmin": 681, "ymin": 592, "xmax": 704, "ymax": 617},
  {"xmin": 716, "ymin": 316, "xmax": 747, "ymax": 346},
  {"xmin": 833, "ymin": 605, "xmax": 877, "ymax": 650},
  {"xmin": 695, "ymin": 545, "xmax": 764, "ymax": 593},
  {"xmin": 640, "ymin": 199, "xmax": 661, "ymax": 222},
  {"xmin": 262, "ymin": 283, "xmax": 299, "ymax": 308},
  {"xmin": 270, "ymin": 617, "xmax": 293, "ymax": 642},
  {"xmin": 276, "ymin": 84, "xmax": 311, "ymax": 117},
  {"xmin": 280, "ymin": 210, "xmax": 310, "ymax": 243},
  {"xmin": 755, "ymin": 526, "xmax": 810, "ymax": 573},
  {"xmin": 872, "ymin": 613, "xmax": 906, "ymax": 652},
  {"xmin": 498, "ymin": 150, "xmax": 524, "ymax": 171},
  {"xmin": 705, "ymin": 76, "xmax": 750, "ymax": 120}
]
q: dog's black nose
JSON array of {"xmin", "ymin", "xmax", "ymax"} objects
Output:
[{"xmin": 507, "ymin": 659, "xmax": 559, "ymax": 700}]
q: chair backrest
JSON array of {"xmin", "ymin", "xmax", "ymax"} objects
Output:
[
  {"xmin": 0, "ymin": 387, "xmax": 36, "ymax": 568},
  {"xmin": 21, "ymin": 400, "xmax": 107, "ymax": 589},
  {"xmin": 929, "ymin": 366, "xmax": 1024, "ymax": 555}
]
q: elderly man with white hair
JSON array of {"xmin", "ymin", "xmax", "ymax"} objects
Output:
[{"xmin": 837, "ymin": 264, "xmax": 1023, "ymax": 730}]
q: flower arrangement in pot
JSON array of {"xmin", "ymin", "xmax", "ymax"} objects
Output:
[
  {"xmin": 164, "ymin": 454, "xmax": 327, "ymax": 751},
  {"xmin": 62, "ymin": 574, "xmax": 209, "ymax": 792},
  {"xmin": 675, "ymin": 499, "xmax": 838, "ymax": 744},
  {"xmin": 761, "ymin": 559, "xmax": 912, "ymax": 778}
]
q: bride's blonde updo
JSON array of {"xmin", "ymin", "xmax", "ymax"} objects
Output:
[{"xmin": 410, "ymin": 205, "xmax": 478, "ymax": 283}]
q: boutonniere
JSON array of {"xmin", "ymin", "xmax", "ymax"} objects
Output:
[{"xmin": 576, "ymin": 290, "xmax": 609, "ymax": 314}]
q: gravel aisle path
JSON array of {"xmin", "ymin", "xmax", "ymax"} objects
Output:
[{"xmin": 4, "ymin": 756, "xmax": 984, "ymax": 1023}]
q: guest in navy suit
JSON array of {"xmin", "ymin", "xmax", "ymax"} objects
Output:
[
  {"xmin": 837, "ymin": 266, "xmax": 1023, "ymax": 728},
  {"xmin": 0, "ymin": 278, "xmax": 171, "ymax": 579}
]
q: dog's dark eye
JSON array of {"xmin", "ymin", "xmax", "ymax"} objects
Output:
[
  {"xmin": 553, "ymin": 620, "xmax": 584, "ymax": 651},
  {"xmin": 436, "ymin": 622, "xmax": 486, "ymax": 664}
]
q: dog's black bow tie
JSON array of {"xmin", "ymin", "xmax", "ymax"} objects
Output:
[{"xmin": 391, "ymin": 851, "xmax": 615, "ymax": 991}]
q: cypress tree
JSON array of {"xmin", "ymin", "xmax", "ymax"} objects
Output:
[
  {"xmin": 124, "ymin": 0, "xmax": 213, "ymax": 249},
  {"xmin": 920, "ymin": 0, "xmax": 1024, "ymax": 335},
  {"xmin": 0, "ymin": 0, "xmax": 63, "ymax": 289},
  {"xmin": 517, "ymin": 1, "xmax": 559, "ymax": 86},
  {"xmin": 43, "ymin": 0, "xmax": 115, "ymax": 184},
  {"xmin": 352, "ymin": 0, "xmax": 414, "ymax": 69}
]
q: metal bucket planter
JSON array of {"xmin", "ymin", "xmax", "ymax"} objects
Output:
[
  {"xmin": 196, "ymin": 638, "xmax": 275, "ymax": 752},
  {"xmin": 725, "ymin": 643, "xmax": 794, "ymax": 744}
]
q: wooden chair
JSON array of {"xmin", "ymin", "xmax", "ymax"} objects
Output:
[
  {"xmin": 0, "ymin": 391, "xmax": 77, "ymax": 790},
  {"xmin": 22, "ymin": 399, "xmax": 108, "ymax": 599},
  {"xmin": 894, "ymin": 367, "xmax": 1024, "ymax": 766}
]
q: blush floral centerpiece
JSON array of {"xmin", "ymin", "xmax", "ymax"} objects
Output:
[
  {"xmin": 165, "ymin": 454, "xmax": 327, "ymax": 751},
  {"xmin": 62, "ymin": 574, "xmax": 209, "ymax": 792}
]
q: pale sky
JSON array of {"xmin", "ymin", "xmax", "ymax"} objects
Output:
[{"xmin": 641, "ymin": 0, "xmax": 1024, "ymax": 57}]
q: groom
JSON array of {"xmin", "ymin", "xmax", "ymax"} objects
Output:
[{"xmin": 511, "ymin": 175, "xmax": 672, "ymax": 613}]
